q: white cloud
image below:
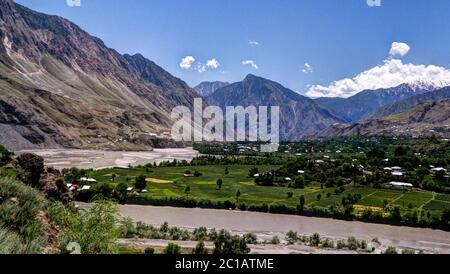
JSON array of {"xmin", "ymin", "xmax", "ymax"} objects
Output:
[
  {"xmin": 306, "ymin": 59, "xmax": 450, "ymax": 98},
  {"xmin": 249, "ymin": 41, "xmax": 260, "ymax": 46},
  {"xmin": 196, "ymin": 63, "xmax": 206, "ymax": 73},
  {"xmin": 302, "ymin": 63, "xmax": 313, "ymax": 74},
  {"xmin": 389, "ymin": 42, "xmax": 411, "ymax": 57},
  {"xmin": 179, "ymin": 56, "xmax": 196, "ymax": 69},
  {"xmin": 242, "ymin": 60, "xmax": 259, "ymax": 69},
  {"xmin": 206, "ymin": 58, "xmax": 220, "ymax": 69}
]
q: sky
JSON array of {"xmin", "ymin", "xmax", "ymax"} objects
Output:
[{"xmin": 15, "ymin": 0, "xmax": 450, "ymax": 98}]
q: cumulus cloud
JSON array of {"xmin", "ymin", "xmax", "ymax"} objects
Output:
[
  {"xmin": 249, "ymin": 41, "xmax": 260, "ymax": 46},
  {"xmin": 242, "ymin": 60, "xmax": 259, "ymax": 69},
  {"xmin": 389, "ymin": 42, "xmax": 411, "ymax": 57},
  {"xmin": 206, "ymin": 58, "xmax": 220, "ymax": 69},
  {"xmin": 306, "ymin": 59, "xmax": 450, "ymax": 98},
  {"xmin": 302, "ymin": 63, "xmax": 313, "ymax": 74},
  {"xmin": 179, "ymin": 56, "xmax": 195, "ymax": 69}
]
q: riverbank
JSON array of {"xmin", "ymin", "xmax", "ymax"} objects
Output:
[
  {"xmin": 16, "ymin": 148, "xmax": 199, "ymax": 170},
  {"xmin": 112, "ymin": 204, "xmax": 450, "ymax": 254}
]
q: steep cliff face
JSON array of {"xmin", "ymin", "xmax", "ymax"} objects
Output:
[{"xmin": 0, "ymin": 0, "xmax": 198, "ymax": 150}]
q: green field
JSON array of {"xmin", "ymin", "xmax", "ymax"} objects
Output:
[{"xmin": 88, "ymin": 165, "xmax": 450, "ymax": 217}]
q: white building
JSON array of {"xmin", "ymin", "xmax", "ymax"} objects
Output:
[{"xmin": 388, "ymin": 182, "xmax": 413, "ymax": 189}]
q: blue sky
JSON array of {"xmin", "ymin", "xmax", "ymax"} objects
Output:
[{"xmin": 15, "ymin": 0, "xmax": 450, "ymax": 97}]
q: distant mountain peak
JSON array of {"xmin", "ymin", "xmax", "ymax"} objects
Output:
[{"xmin": 193, "ymin": 81, "xmax": 230, "ymax": 98}]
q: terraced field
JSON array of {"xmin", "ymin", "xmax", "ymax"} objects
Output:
[{"xmin": 89, "ymin": 165, "xmax": 450, "ymax": 217}]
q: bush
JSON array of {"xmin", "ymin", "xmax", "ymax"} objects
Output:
[
  {"xmin": 164, "ymin": 243, "xmax": 182, "ymax": 254},
  {"xmin": 286, "ymin": 230, "xmax": 298, "ymax": 245},
  {"xmin": 213, "ymin": 230, "xmax": 250, "ymax": 254},
  {"xmin": 384, "ymin": 247, "xmax": 398, "ymax": 254},
  {"xmin": 16, "ymin": 153, "xmax": 44, "ymax": 187},
  {"xmin": 194, "ymin": 171, "xmax": 203, "ymax": 177},
  {"xmin": 60, "ymin": 201, "xmax": 120, "ymax": 254},
  {"xmin": 192, "ymin": 241, "xmax": 209, "ymax": 255},
  {"xmin": 242, "ymin": 233, "xmax": 258, "ymax": 244},
  {"xmin": 270, "ymin": 236, "xmax": 280, "ymax": 245},
  {"xmin": 144, "ymin": 247, "xmax": 155, "ymax": 254}
]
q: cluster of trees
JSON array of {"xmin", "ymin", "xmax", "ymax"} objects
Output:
[{"xmin": 118, "ymin": 220, "xmax": 252, "ymax": 254}]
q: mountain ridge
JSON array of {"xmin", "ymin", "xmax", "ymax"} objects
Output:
[
  {"xmin": 206, "ymin": 74, "xmax": 344, "ymax": 140},
  {"xmin": 0, "ymin": 0, "xmax": 198, "ymax": 150}
]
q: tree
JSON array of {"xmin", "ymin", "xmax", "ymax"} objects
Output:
[
  {"xmin": 16, "ymin": 153, "xmax": 44, "ymax": 187},
  {"xmin": 442, "ymin": 209, "xmax": 450, "ymax": 226},
  {"xmin": 194, "ymin": 171, "xmax": 203, "ymax": 177},
  {"xmin": 294, "ymin": 176, "xmax": 305, "ymax": 189},
  {"xmin": 216, "ymin": 179, "xmax": 223, "ymax": 190},
  {"xmin": 0, "ymin": 145, "xmax": 13, "ymax": 166},
  {"xmin": 134, "ymin": 175, "xmax": 147, "ymax": 192},
  {"xmin": 225, "ymin": 167, "xmax": 229, "ymax": 175},
  {"xmin": 248, "ymin": 167, "xmax": 259, "ymax": 178},
  {"xmin": 111, "ymin": 173, "xmax": 117, "ymax": 182},
  {"xmin": 299, "ymin": 195, "xmax": 305, "ymax": 212},
  {"xmin": 213, "ymin": 230, "xmax": 250, "ymax": 254},
  {"xmin": 185, "ymin": 186, "xmax": 191, "ymax": 195},
  {"xmin": 164, "ymin": 243, "xmax": 181, "ymax": 254},
  {"xmin": 145, "ymin": 247, "xmax": 155, "ymax": 254},
  {"xmin": 236, "ymin": 190, "xmax": 241, "ymax": 203},
  {"xmin": 192, "ymin": 241, "xmax": 209, "ymax": 254},
  {"xmin": 114, "ymin": 182, "xmax": 129, "ymax": 203},
  {"xmin": 316, "ymin": 194, "xmax": 322, "ymax": 201}
]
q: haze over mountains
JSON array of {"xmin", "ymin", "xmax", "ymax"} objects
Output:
[{"xmin": 0, "ymin": 0, "xmax": 449, "ymax": 150}]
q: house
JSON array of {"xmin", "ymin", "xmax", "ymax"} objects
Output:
[
  {"xmin": 431, "ymin": 167, "xmax": 447, "ymax": 173},
  {"xmin": 80, "ymin": 177, "xmax": 97, "ymax": 183},
  {"xmin": 285, "ymin": 177, "xmax": 292, "ymax": 182},
  {"xmin": 79, "ymin": 185, "xmax": 91, "ymax": 191},
  {"xmin": 384, "ymin": 167, "xmax": 392, "ymax": 171},
  {"xmin": 254, "ymin": 174, "xmax": 260, "ymax": 178},
  {"xmin": 392, "ymin": 171, "xmax": 403, "ymax": 176},
  {"xmin": 388, "ymin": 182, "xmax": 413, "ymax": 189},
  {"xmin": 298, "ymin": 170, "xmax": 305, "ymax": 174},
  {"xmin": 391, "ymin": 167, "xmax": 402, "ymax": 171},
  {"xmin": 127, "ymin": 187, "xmax": 134, "ymax": 192}
]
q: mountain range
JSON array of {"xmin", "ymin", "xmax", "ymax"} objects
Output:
[
  {"xmin": 318, "ymin": 99, "xmax": 450, "ymax": 138},
  {"xmin": 0, "ymin": 0, "xmax": 199, "ymax": 150},
  {"xmin": 0, "ymin": 0, "xmax": 449, "ymax": 150},
  {"xmin": 205, "ymin": 74, "xmax": 344, "ymax": 140},
  {"xmin": 314, "ymin": 82, "xmax": 440, "ymax": 122}
]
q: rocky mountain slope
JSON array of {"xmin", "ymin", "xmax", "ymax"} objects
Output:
[
  {"xmin": 206, "ymin": 74, "xmax": 344, "ymax": 140},
  {"xmin": 194, "ymin": 81, "xmax": 230, "ymax": 98},
  {"xmin": 318, "ymin": 99, "xmax": 450, "ymax": 138},
  {"xmin": 0, "ymin": 0, "xmax": 199, "ymax": 150},
  {"xmin": 364, "ymin": 87, "xmax": 450, "ymax": 120},
  {"xmin": 315, "ymin": 83, "xmax": 438, "ymax": 122}
]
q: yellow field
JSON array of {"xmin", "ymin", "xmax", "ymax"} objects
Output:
[{"xmin": 145, "ymin": 178, "xmax": 172, "ymax": 184}]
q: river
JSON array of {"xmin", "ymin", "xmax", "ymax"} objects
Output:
[{"xmin": 115, "ymin": 204, "xmax": 450, "ymax": 254}]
